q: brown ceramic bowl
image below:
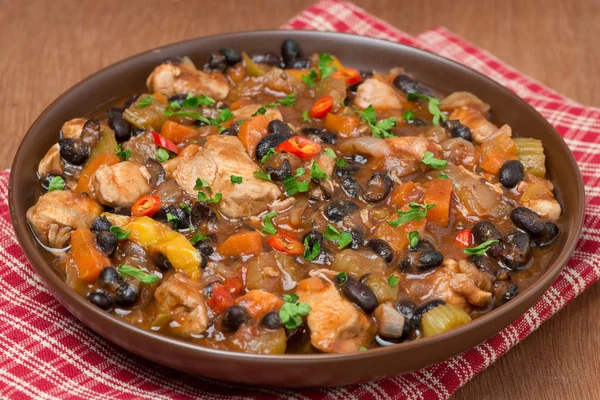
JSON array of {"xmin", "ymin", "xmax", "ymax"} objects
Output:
[{"xmin": 8, "ymin": 30, "xmax": 584, "ymax": 387}]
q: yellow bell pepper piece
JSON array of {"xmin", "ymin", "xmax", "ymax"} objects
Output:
[{"xmin": 104, "ymin": 214, "xmax": 202, "ymax": 279}]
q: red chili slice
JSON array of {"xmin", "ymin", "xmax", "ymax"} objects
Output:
[
  {"xmin": 331, "ymin": 68, "xmax": 362, "ymax": 85},
  {"xmin": 309, "ymin": 96, "xmax": 334, "ymax": 119},
  {"xmin": 152, "ymin": 131, "xmax": 180, "ymax": 155},
  {"xmin": 266, "ymin": 232, "xmax": 304, "ymax": 256},
  {"xmin": 275, "ymin": 136, "xmax": 321, "ymax": 159},
  {"xmin": 455, "ymin": 229, "xmax": 472, "ymax": 247},
  {"xmin": 131, "ymin": 195, "xmax": 161, "ymax": 217}
]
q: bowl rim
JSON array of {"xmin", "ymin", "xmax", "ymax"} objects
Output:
[{"xmin": 8, "ymin": 29, "xmax": 586, "ymax": 365}]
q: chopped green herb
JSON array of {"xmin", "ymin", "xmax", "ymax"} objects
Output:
[
  {"xmin": 253, "ymin": 169, "xmax": 272, "ymax": 182},
  {"xmin": 194, "ymin": 178, "xmax": 210, "ymax": 191},
  {"xmin": 251, "ymin": 107, "xmax": 267, "ymax": 117},
  {"xmin": 301, "ymin": 70, "xmax": 318, "ymax": 88},
  {"xmin": 156, "ymin": 148, "xmax": 170, "ymax": 162},
  {"xmin": 324, "ymin": 148, "xmax": 337, "ymax": 159},
  {"xmin": 387, "ymin": 274, "xmax": 399, "ymax": 287},
  {"xmin": 261, "ymin": 147, "xmax": 276, "ymax": 164},
  {"xmin": 83, "ymin": 174, "xmax": 88, "ymax": 179},
  {"xmin": 407, "ymin": 93, "xmax": 447, "ymax": 125},
  {"xmin": 310, "ymin": 161, "xmax": 328, "ymax": 179},
  {"xmin": 464, "ymin": 239, "xmax": 500, "ymax": 256},
  {"xmin": 303, "ymin": 236, "xmax": 321, "ymax": 261},
  {"xmin": 118, "ymin": 265, "xmax": 160, "ymax": 284},
  {"xmin": 279, "ymin": 294, "xmax": 311, "ymax": 330},
  {"xmin": 230, "ymin": 175, "xmax": 243, "ymax": 184},
  {"xmin": 110, "ymin": 226, "xmax": 131, "ymax": 240},
  {"xmin": 338, "ymin": 232, "xmax": 353, "ymax": 249},
  {"xmin": 408, "ymin": 231, "xmax": 420, "ymax": 249},
  {"xmin": 182, "ymin": 92, "xmax": 216, "ymax": 108},
  {"xmin": 324, "ymin": 224, "xmax": 353, "ymax": 249},
  {"xmin": 421, "ymin": 151, "xmax": 448, "ymax": 170},
  {"xmin": 135, "ymin": 96, "xmax": 153, "ymax": 109},
  {"xmin": 403, "ymin": 110, "xmax": 415, "ymax": 122},
  {"xmin": 301, "ymin": 110, "xmax": 312, "ymax": 123},
  {"xmin": 360, "ymin": 105, "xmax": 397, "ymax": 138},
  {"xmin": 439, "ymin": 174, "xmax": 449, "ymax": 180},
  {"xmin": 359, "ymin": 346, "xmax": 368, "ymax": 351},
  {"xmin": 336, "ymin": 271, "xmax": 349, "ymax": 287},
  {"xmin": 166, "ymin": 212, "xmax": 179, "ymax": 229},
  {"xmin": 116, "ymin": 145, "xmax": 131, "ymax": 161},
  {"xmin": 318, "ymin": 53, "xmax": 337, "ymax": 80},
  {"xmin": 169, "ymin": 101, "xmax": 182, "ymax": 110},
  {"xmin": 276, "ymin": 93, "xmax": 296, "ymax": 107},
  {"xmin": 336, "ymin": 158, "xmax": 347, "ymax": 167},
  {"xmin": 47, "ymin": 176, "xmax": 65, "ymax": 192},
  {"xmin": 213, "ymin": 108, "xmax": 234, "ymax": 125},
  {"xmin": 190, "ymin": 231, "xmax": 210, "ymax": 245},
  {"xmin": 388, "ymin": 202, "xmax": 436, "ymax": 228},
  {"xmin": 197, "ymin": 192, "xmax": 222, "ymax": 203},
  {"xmin": 164, "ymin": 108, "xmax": 211, "ymax": 125},
  {"xmin": 262, "ymin": 211, "xmax": 278, "ymax": 235},
  {"xmin": 283, "ymin": 168, "xmax": 309, "ymax": 195},
  {"xmin": 179, "ymin": 202, "xmax": 192, "ymax": 213},
  {"xmin": 237, "ymin": 119, "xmax": 245, "ymax": 126}
]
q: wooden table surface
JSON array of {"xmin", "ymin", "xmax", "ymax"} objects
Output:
[{"xmin": 1, "ymin": 0, "xmax": 598, "ymax": 398}]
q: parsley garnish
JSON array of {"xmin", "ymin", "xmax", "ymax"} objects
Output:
[
  {"xmin": 261, "ymin": 148, "xmax": 275, "ymax": 164},
  {"xmin": 421, "ymin": 151, "xmax": 448, "ymax": 170},
  {"xmin": 135, "ymin": 96, "xmax": 153, "ymax": 109},
  {"xmin": 407, "ymin": 93, "xmax": 447, "ymax": 125},
  {"xmin": 251, "ymin": 107, "xmax": 267, "ymax": 117},
  {"xmin": 336, "ymin": 158, "xmax": 347, "ymax": 166},
  {"xmin": 318, "ymin": 53, "xmax": 337, "ymax": 80},
  {"xmin": 388, "ymin": 202, "xmax": 436, "ymax": 228},
  {"xmin": 118, "ymin": 265, "xmax": 160, "ymax": 284},
  {"xmin": 360, "ymin": 105, "xmax": 397, "ymax": 138},
  {"xmin": 439, "ymin": 174, "xmax": 449, "ymax": 180},
  {"xmin": 336, "ymin": 271, "xmax": 349, "ymax": 287},
  {"xmin": 213, "ymin": 108, "xmax": 234, "ymax": 126},
  {"xmin": 309, "ymin": 162, "xmax": 328, "ymax": 180},
  {"xmin": 156, "ymin": 148, "xmax": 171, "ymax": 162},
  {"xmin": 190, "ymin": 231, "xmax": 210, "ymax": 245},
  {"xmin": 253, "ymin": 169, "xmax": 272, "ymax": 182},
  {"xmin": 283, "ymin": 168, "xmax": 309, "ymax": 195},
  {"xmin": 194, "ymin": 178, "xmax": 210, "ymax": 191},
  {"xmin": 323, "ymin": 224, "xmax": 353, "ymax": 249},
  {"xmin": 230, "ymin": 175, "xmax": 243, "ymax": 184},
  {"xmin": 303, "ymin": 236, "xmax": 321, "ymax": 261},
  {"xmin": 464, "ymin": 240, "xmax": 500, "ymax": 256},
  {"xmin": 261, "ymin": 211, "xmax": 278, "ymax": 235},
  {"xmin": 47, "ymin": 176, "xmax": 65, "ymax": 192},
  {"xmin": 182, "ymin": 92, "xmax": 215, "ymax": 108},
  {"xmin": 324, "ymin": 148, "xmax": 336, "ymax": 159},
  {"xmin": 408, "ymin": 231, "xmax": 419, "ymax": 249},
  {"xmin": 166, "ymin": 212, "xmax": 179, "ymax": 229},
  {"xmin": 301, "ymin": 70, "xmax": 318, "ymax": 88},
  {"xmin": 110, "ymin": 226, "xmax": 131, "ymax": 240},
  {"xmin": 387, "ymin": 274, "xmax": 399, "ymax": 287},
  {"xmin": 359, "ymin": 346, "xmax": 368, "ymax": 351},
  {"xmin": 197, "ymin": 192, "xmax": 222, "ymax": 203},
  {"xmin": 279, "ymin": 294, "xmax": 311, "ymax": 330},
  {"xmin": 179, "ymin": 202, "xmax": 192, "ymax": 213},
  {"xmin": 277, "ymin": 93, "xmax": 296, "ymax": 107},
  {"xmin": 403, "ymin": 110, "xmax": 415, "ymax": 122},
  {"xmin": 301, "ymin": 110, "xmax": 312, "ymax": 123},
  {"xmin": 116, "ymin": 145, "xmax": 131, "ymax": 161}
]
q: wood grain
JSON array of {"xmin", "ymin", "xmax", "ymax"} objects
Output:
[{"xmin": 1, "ymin": 0, "xmax": 598, "ymax": 398}]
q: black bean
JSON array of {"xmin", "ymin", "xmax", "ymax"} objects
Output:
[
  {"xmin": 95, "ymin": 231, "xmax": 118, "ymax": 256},
  {"xmin": 40, "ymin": 174, "xmax": 66, "ymax": 191},
  {"xmin": 107, "ymin": 108, "xmax": 131, "ymax": 142},
  {"xmin": 59, "ymin": 138, "xmax": 89, "ymax": 165},
  {"xmin": 80, "ymin": 119, "xmax": 102, "ymax": 148},
  {"xmin": 309, "ymin": 246, "xmax": 334, "ymax": 265},
  {"xmin": 262, "ymin": 311, "xmax": 283, "ymax": 330},
  {"xmin": 341, "ymin": 278, "xmax": 378, "ymax": 314},
  {"xmin": 256, "ymin": 132, "xmax": 293, "ymax": 160},
  {"xmin": 470, "ymin": 255, "xmax": 497, "ymax": 274},
  {"xmin": 367, "ymin": 239, "xmax": 394, "ymax": 263},
  {"xmin": 441, "ymin": 120, "xmax": 473, "ymax": 142},
  {"xmin": 108, "ymin": 207, "xmax": 132, "ymax": 216},
  {"xmin": 301, "ymin": 231, "xmax": 323, "ymax": 258},
  {"xmin": 115, "ymin": 283, "xmax": 138, "ymax": 308},
  {"xmin": 350, "ymin": 228, "xmax": 364, "ymax": 250},
  {"xmin": 501, "ymin": 231, "xmax": 532, "ymax": 270},
  {"xmin": 203, "ymin": 281, "xmax": 217, "ymax": 298},
  {"xmin": 162, "ymin": 205, "xmax": 190, "ymax": 230},
  {"xmin": 411, "ymin": 239, "xmax": 435, "ymax": 252},
  {"xmin": 288, "ymin": 59, "xmax": 311, "ymax": 69},
  {"xmin": 502, "ymin": 283, "xmax": 519, "ymax": 302},
  {"xmin": 151, "ymin": 253, "xmax": 173, "ymax": 272},
  {"xmin": 281, "ymin": 39, "xmax": 302, "ymax": 68},
  {"xmin": 325, "ymin": 200, "xmax": 358, "ymax": 221},
  {"xmin": 267, "ymin": 159, "xmax": 292, "ymax": 182},
  {"xmin": 168, "ymin": 94, "xmax": 187, "ymax": 107},
  {"xmin": 392, "ymin": 74, "xmax": 432, "ymax": 95},
  {"xmin": 411, "ymin": 300, "xmax": 445, "ymax": 330},
  {"xmin": 145, "ymin": 159, "xmax": 166, "ymax": 186},
  {"xmin": 267, "ymin": 120, "xmax": 294, "ymax": 137},
  {"xmin": 88, "ymin": 291, "xmax": 113, "ymax": 311},
  {"xmin": 399, "ymin": 253, "xmax": 418, "ymax": 272},
  {"xmin": 220, "ymin": 127, "xmax": 238, "ymax": 136},
  {"xmin": 97, "ymin": 267, "xmax": 123, "ymax": 291},
  {"xmin": 335, "ymin": 164, "xmax": 360, "ymax": 178},
  {"xmin": 160, "ymin": 57, "xmax": 182, "ymax": 65},
  {"xmin": 123, "ymin": 93, "xmax": 140, "ymax": 109},
  {"xmin": 207, "ymin": 53, "xmax": 227, "ymax": 71},
  {"xmin": 221, "ymin": 305, "xmax": 250, "ymax": 332},
  {"xmin": 417, "ymin": 250, "xmax": 444, "ymax": 271},
  {"xmin": 219, "ymin": 48, "xmax": 241, "ymax": 65},
  {"xmin": 409, "ymin": 118, "xmax": 430, "ymax": 127},
  {"xmin": 340, "ymin": 176, "xmax": 361, "ymax": 198},
  {"xmin": 301, "ymin": 127, "xmax": 337, "ymax": 145},
  {"xmin": 131, "ymin": 127, "xmax": 145, "ymax": 137},
  {"xmin": 363, "ymin": 173, "xmax": 392, "ymax": 203},
  {"xmin": 396, "ymin": 300, "xmax": 416, "ymax": 320},
  {"xmin": 251, "ymin": 52, "xmax": 283, "ymax": 67},
  {"xmin": 532, "ymin": 222, "xmax": 560, "ymax": 248},
  {"xmin": 510, "ymin": 207, "xmax": 546, "ymax": 238},
  {"xmin": 498, "ymin": 160, "xmax": 524, "ymax": 189},
  {"xmin": 90, "ymin": 216, "xmax": 112, "ymax": 234},
  {"xmin": 191, "ymin": 202, "xmax": 216, "ymax": 226},
  {"xmin": 472, "ymin": 221, "xmax": 502, "ymax": 243}
]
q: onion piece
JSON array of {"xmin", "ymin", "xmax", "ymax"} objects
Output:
[
  {"xmin": 374, "ymin": 302, "xmax": 406, "ymax": 339},
  {"xmin": 340, "ymin": 137, "xmax": 391, "ymax": 158}
]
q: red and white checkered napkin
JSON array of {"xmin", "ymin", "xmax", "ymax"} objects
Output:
[{"xmin": 1, "ymin": 1, "xmax": 599, "ymax": 399}]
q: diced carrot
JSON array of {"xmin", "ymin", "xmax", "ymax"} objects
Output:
[
  {"xmin": 217, "ymin": 230, "xmax": 263, "ymax": 258},
  {"xmin": 75, "ymin": 153, "xmax": 121, "ymax": 194},
  {"xmin": 422, "ymin": 179, "xmax": 453, "ymax": 227},
  {"xmin": 389, "ymin": 181, "xmax": 423, "ymax": 208},
  {"xmin": 235, "ymin": 290, "xmax": 284, "ymax": 321},
  {"xmin": 479, "ymin": 133, "xmax": 518, "ymax": 174},
  {"xmin": 286, "ymin": 69, "xmax": 311, "ymax": 82},
  {"xmin": 324, "ymin": 113, "xmax": 360, "ymax": 137},
  {"xmin": 227, "ymin": 64, "xmax": 247, "ymax": 84},
  {"xmin": 160, "ymin": 121, "xmax": 198, "ymax": 144},
  {"xmin": 373, "ymin": 219, "xmax": 426, "ymax": 253},
  {"xmin": 238, "ymin": 114, "xmax": 269, "ymax": 156},
  {"xmin": 152, "ymin": 92, "xmax": 168, "ymax": 103},
  {"xmin": 70, "ymin": 228, "xmax": 111, "ymax": 282}
]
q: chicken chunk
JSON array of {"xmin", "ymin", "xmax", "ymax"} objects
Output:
[
  {"xmin": 154, "ymin": 272, "xmax": 209, "ymax": 337},
  {"xmin": 92, "ymin": 161, "xmax": 152, "ymax": 207},
  {"xmin": 231, "ymin": 103, "xmax": 283, "ymax": 123},
  {"xmin": 60, "ymin": 118, "xmax": 87, "ymax": 139},
  {"xmin": 296, "ymin": 277, "xmax": 375, "ymax": 353},
  {"xmin": 166, "ymin": 135, "xmax": 282, "ymax": 218},
  {"xmin": 26, "ymin": 190, "xmax": 103, "ymax": 248},
  {"xmin": 235, "ymin": 290, "xmax": 284, "ymax": 322},
  {"xmin": 38, "ymin": 144, "xmax": 63, "ymax": 177},
  {"xmin": 146, "ymin": 57, "xmax": 229, "ymax": 101},
  {"xmin": 440, "ymin": 91, "xmax": 490, "ymax": 115},
  {"xmin": 450, "ymin": 106, "xmax": 512, "ymax": 144},
  {"xmin": 355, "ymin": 78, "xmax": 404, "ymax": 110},
  {"xmin": 385, "ymin": 136, "xmax": 443, "ymax": 160}
]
